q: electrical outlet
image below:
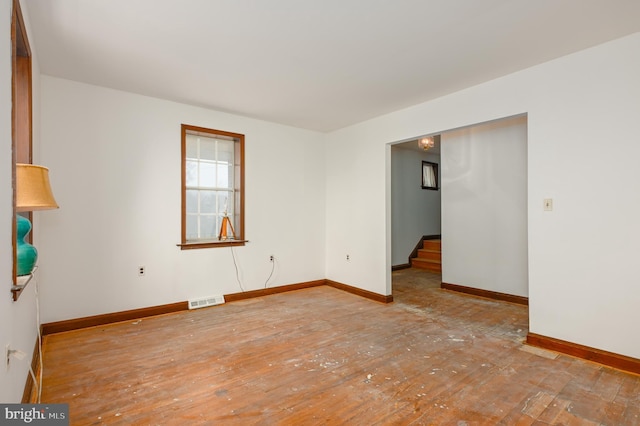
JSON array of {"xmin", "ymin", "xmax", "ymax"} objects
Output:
[
  {"xmin": 346, "ymin": 254, "xmax": 350, "ymax": 261},
  {"xmin": 5, "ymin": 345, "xmax": 26, "ymax": 370},
  {"xmin": 269, "ymin": 255, "xmax": 274, "ymax": 262},
  {"xmin": 138, "ymin": 266, "xmax": 145, "ymax": 276}
]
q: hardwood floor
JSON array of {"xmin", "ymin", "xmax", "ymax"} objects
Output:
[{"xmin": 40, "ymin": 269, "xmax": 640, "ymax": 425}]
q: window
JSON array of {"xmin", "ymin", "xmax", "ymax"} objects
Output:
[
  {"xmin": 180, "ymin": 124, "xmax": 244, "ymax": 249},
  {"xmin": 421, "ymin": 161, "xmax": 438, "ymax": 190}
]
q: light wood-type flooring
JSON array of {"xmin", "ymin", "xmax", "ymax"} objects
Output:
[{"xmin": 40, "ymin": 269, "xmax": 640, "ymax": 425}]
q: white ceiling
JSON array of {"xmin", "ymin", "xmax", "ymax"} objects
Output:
[{"xmin": 24, "ymin": 0, "xmax": 640, "ymax": 132}]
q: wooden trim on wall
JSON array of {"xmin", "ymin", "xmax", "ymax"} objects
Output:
[
  {"xmin": 527, "ymin": 333, "xmax": 640, "ymax": 376},
  {"xmin": 441, "ymin": 282, "xmax": 528, "ymax": 306},
  {"xmin": 41, "ymin": 279, "xmax": 392, "ymax": 335},
  {"xmin": 42, "ymin": 302, "xmax": 188, "ymax": 335},
  {"xmin": 224, "ymin": 280, "xmax": 326, "ymax": 302},
  {"xmin": 392, "ymin": 263, "xmax": 411, "ymax": 271},
  {"xmin": 11, "ymin": 0, "xmax": 33, "ymax": 300},
  {"xmin": 41, "ymin": 281, "xmax": 326, "ymax": 334},
  {"xmin": 326, "ymin": 280, "xmax": 393, "ymax": 304}
]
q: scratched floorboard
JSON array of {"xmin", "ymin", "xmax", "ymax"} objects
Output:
[{"xmin": 40, "ymin": 269, "xmax": 640, "ymax": 425}]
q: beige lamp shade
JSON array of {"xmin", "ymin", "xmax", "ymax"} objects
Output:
[{"xmin": 16, "ymin": 163, "xmax": 59, "ymax": 212}]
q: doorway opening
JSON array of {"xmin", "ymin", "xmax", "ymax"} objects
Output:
[{"xmin": 389, "ymin": 114, "xmax": 528, "ymax": 302}]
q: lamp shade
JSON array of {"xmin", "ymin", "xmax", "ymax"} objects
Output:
[{"xmin": 16, "ymin": 163, "xmax": 59, "ymax": 212}]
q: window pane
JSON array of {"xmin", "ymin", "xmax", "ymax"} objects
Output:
[
  {"xmin": 186, "ymin": 135, "xmax": 198, "ymax": 159},
  {"xmin": 423, "ymin": 166, "xmax": 435, "ymax": 187},
  {"xmin": 200, "ymin": 215, "xmax": 216, "ymax": 239},
  {"xmin": 200, "ymin": 162, "xmax": 216, "ymax": 187},
  {"xmin": 217, "ymin": 192, "xmax": 232, "ymax": 215},
  {"xmin": 186, "ymin": 190, "xmax": 198, "ymax": 214},
  {"xmin": 200, "ymin": 190, "xmax": 216, "ymax": 213},
  {"xmin": 186, "ymin": 160, "xmax": 198, "ymax": 186},
  {"xmin": 217, "ymin": 162, "xmax": 230, "ymax": 188},
  {"xmin": 218, "ymin": 143, "xmax": 233, "ymax": 163},
  {"xmin": 200, "ymin": 138, "xmax": 216, "ymax": 161},
  {"xmin": 186, "ymin": 214, "xmax": 198, "ymax": 240}
]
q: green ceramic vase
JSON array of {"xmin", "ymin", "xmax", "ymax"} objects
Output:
[{"xmin": 17, "ymin": 215, "xmax": 37, "ymax": 276}]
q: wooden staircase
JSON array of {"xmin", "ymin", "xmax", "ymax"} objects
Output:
[{"xmin": 411, "ymin": 238, "xmax": 441, "ymax": 273}]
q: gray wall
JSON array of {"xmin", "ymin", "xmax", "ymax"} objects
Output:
[{"xmin": 391, "ymin": 146, "xmax": 441, "ymax": 266}]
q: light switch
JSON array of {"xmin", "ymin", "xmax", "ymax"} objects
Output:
[{"xmin": 543, "ymin": 198, "xmax": 553, "ymax": 211}]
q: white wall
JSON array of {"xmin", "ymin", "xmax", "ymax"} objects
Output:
[
  {"xmin": 326, "ymin": 32, "xmax": 640, "ymax": 359},
  {"xmin": 441, "ymin": 115, "xmax": 527, "ymax": 296},
  {"xmin": 391, "ymin": 146, "xmax": 440, "ymax": 266},
  {"xmin": 1, "ymin": 0, "xmax": 42, "ymax": 402},
  {"xmin": 325, "ymin": 125, "xmax": 390, "ymax": 292},
  {"xmin": 37, "ymin": 76, "xmax": 326, "ymax": 323}
]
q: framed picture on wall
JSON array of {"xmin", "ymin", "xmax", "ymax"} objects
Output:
[{"xmin": 422, "ymin": 161, "xmax": 438, "ymax": 190}]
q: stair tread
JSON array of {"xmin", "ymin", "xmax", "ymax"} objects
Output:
[
  {"xmin": 422, "ymin": 240, "xmax": 441, "ymax": 247},
  {"xmin": 412, "ymin": 260, "xmax": 442, "ymax": 272},
  {"xmin": 412, "ymin": 258, "xmax": 441, "ymax": 264}
]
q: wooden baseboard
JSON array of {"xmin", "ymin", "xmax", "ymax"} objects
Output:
[
  {"xmin": 41, "ymin": 281, "xmax": 327, "ymax": 335},
  {"xmin": 41, "ymin": 279, "xmax": 391, "ymax": 336},
  {"xmin": 392, "ymin": 263, "xmax": 411, "ymax": 271},
  {"xmin": 441, "ymin": 282, "xmax": 528, "ymax": 306},
  {"xmin": 224, "ymin": 280, "xmax": 326, "ymax": 302},
  {"xmin": 326, "ymin": 280, "xmax": 393, "ymax": 304},
  {"xmin": 42, "ymin": 301, "xmax": 188, "ymax": 335},
  {"xmin": 527, "ymin": 333, "xmax": 640, "ymax": 376}
]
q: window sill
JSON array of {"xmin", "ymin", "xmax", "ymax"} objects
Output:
[{"xmin": 177, "ymin": 239, "xmax": 248, "ymax": 250}]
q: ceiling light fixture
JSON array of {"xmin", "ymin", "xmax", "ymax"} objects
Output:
[{"xmin": 418, "ymin": 136, "xmax": 435, "ymax": 151}]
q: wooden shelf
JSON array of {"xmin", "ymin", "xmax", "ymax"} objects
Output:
[
  {"xmin": 11, "ymin": 267, "xmax": 36, "ymax": 301},
  {"xmin": 176, "ymin": 239, "xmax": 249, "ymax": 250}
]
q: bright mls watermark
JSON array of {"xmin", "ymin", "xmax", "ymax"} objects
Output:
[{"xmin": 1, "ymin": 404, "xmax": 68, "ymax": 425}]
